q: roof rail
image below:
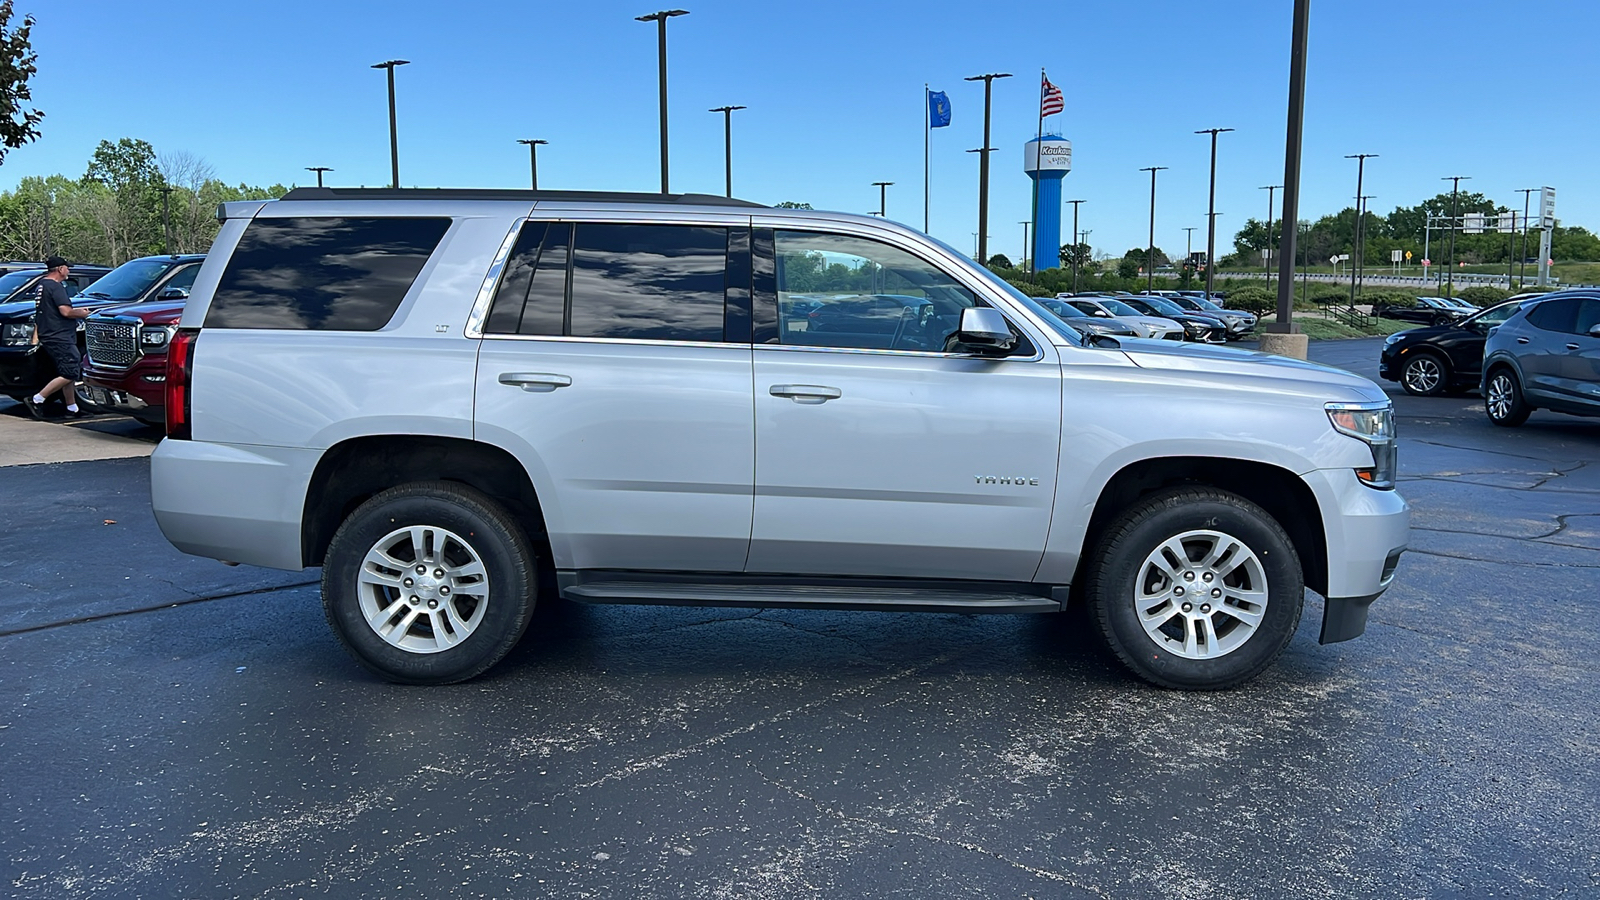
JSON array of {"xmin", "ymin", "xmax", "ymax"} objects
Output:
[{"xmin": 278, "ymin": 187, "xmax": 765, "ymax": 208}]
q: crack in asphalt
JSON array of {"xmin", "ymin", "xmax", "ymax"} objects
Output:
[
  {"xmin": 1407, "ymin": 438, "xmax": 1580, "ymax": 465},
  {"xmin": 0, "ymin": 580, "xmax": 319, "ymax": 639},
  {"xmin": 744, "ymin": 763, "xmax": 1105, "ymax": 895},
  {"xmin": 1401, "ymin": 547, "xmax": 1600, "ymax": 570}
]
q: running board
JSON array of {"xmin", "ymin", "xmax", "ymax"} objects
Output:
[{"xmin": 561, "ymin": 580, "xmax": 1063, "ymax": 614}]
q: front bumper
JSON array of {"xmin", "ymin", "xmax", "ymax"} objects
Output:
[
  {"xmin": 1301, "ymin": 467, "xmax": 1410, "ymax": 644},
  {"xmin": 0, "ymin": 344, "xmax": 45, "ymax": 397},
  {"xmin": 82, "ymin": 356, "xmax": 167, "ymax": 423}
]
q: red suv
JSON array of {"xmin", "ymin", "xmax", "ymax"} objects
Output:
[{"xmin": 79, "ymin": 255, "xmax": 204, "ymax": 424}]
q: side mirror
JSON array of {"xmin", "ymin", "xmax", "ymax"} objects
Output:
[
  {"xmin": 953, "ymin": 307, "xmax": 1016, "ymax": 355},
  {"xmin": 1095, "ymin": 309, "xmax": 1111, "ymax": 318},
  {"xmin": 158, "ymin": 287, "xmax": 190, "ymax": 301},
  {"xmin": 1589, "ymin": 323, "xmax": 1600, "ymax": 338}
]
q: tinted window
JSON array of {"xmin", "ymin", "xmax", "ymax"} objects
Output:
[
  {"xmin": 569, "ymin": 224, "xmax": 727, "ymax": 342},
  {"xmin": 1525, "ymin": 299, "xmax": 1579, "ymax": 334},
  {"xmin": 0, "ymin": 270, "xmax": 38, "ymax": 300},
  {"xmin": 207, "ymin": 217, "xmax": 449, "ymax": 330},
  {"xmin": 1576, "ymin": 298, "xmax": 1600, "ymax": 335},
  {"xmin": 485, "ymin": 222, "xmax": 569, "ymax": 336},
  {"xmin": 773, "ymin": 230, "xmax": 976, "ymax": 351},
  {"xmin": 163, "ymin": 265, "xmax": 200, "ymax": 294},
  {"xmin": 80, "ymin": 259, "xmax": 171, "ymax": 302}
]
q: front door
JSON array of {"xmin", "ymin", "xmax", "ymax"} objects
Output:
[{"xmin": 746, "ymin": 227, "xmax": 1062, "ymax": 581}]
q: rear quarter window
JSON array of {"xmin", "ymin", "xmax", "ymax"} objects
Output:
[{"xmin": 206, "ymin": 217, "xmax": 450, "ymax": 330}]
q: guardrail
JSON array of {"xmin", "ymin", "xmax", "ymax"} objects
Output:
[{"xmin": 1216, "ymin": 271, "xmax": 1599, "ymax": 291}]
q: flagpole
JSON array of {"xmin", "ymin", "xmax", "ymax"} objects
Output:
[
  {"xmin": 924, "ymin": 84, "xmax": 931, "ymax": 233},
  {"xmin": 1030, "ymin": 68, "xmax": 1044, "ymax": 276}
]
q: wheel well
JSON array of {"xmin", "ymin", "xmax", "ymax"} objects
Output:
[
  {"xmin": 301, "ymin": 435, "xmax": 548, "ymax": 569},
  {"xmin": 1077, "ymin": 457, "xmax": 1329, "ymax": 596}
]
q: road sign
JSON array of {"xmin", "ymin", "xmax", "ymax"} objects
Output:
[
  {"xmin": 1422, "ymin": 258, "xmax": 1431, "ymax": 266},
  {"xmin": 1405, "ymin": 250, "xmax": 1413, "ymax": 261},
  {"xmin": 1464, "ymin": 212, "xmax": 1484, "ymax": 234},
  {"xmin": 1540, "ymin": 187, "xmax": 1557, "ymax": 228},
  {"xmin": 1391, "ymin": 249, "xmax": 1403, "ymax": 262}
]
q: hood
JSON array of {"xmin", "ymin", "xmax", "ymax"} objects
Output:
[
  {"xmin": 1117, "ymin": 338, "xmax": 1388, "ymax": 402},
  {"xmin": 0, "ymin": 299, "xmax": 33, "ymax": 321},
  {"xmin": 1116, "ymin": 315, "xmax": 1180, "ymax": 331},
  {"xmin": 90, "ymin": 299, "xmax": 185, "ymax": 324}
]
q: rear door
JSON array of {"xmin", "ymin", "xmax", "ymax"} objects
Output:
[
  {"xmin": 1555, "ymin": 298, "xmax": 1600, "ymax": 413},
  {"xmin": 473, "ymin": 217, "xmax": 756, "ymax": 573},
  {"xmin": 1518, "ymin": 298, "xmax": 1581, "ymax": 403}
]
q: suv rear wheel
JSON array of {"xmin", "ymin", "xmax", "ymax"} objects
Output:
[
  {"xmin": 322, "ymin": 481, "xmax": 537, "ymax": 684},
  {"xmin": 1086, "ymin": 488, "xmax": 1304, "ymax": 690}
]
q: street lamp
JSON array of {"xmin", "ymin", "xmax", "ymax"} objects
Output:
[
  {"xmin": 709, "ymin": 106, "xmax": 745, "ymax": 197},
  {"xmin": 1068, "ymin": 199, "xmax": 1085, "ymax": 291},
  {"xmin": 1344, "ymin": 154, "xmax": 1377, "ymax": 307},
  {"xmin": 1270, "ymin": 0, "xmax": 1311, "ymax": 337},
  {"xmin": 1183, "ymin": 225, "xmax": 1197, "ymax": 281},
  {"xmin": 964, "ymin": 72, "xmax": 1011, "ymax": 267},
  {"xmin": 1517, "ymin": 187, "xmax": 1537, "ymax": 287},
  {"xmin": 1139, "ymin": 166, "xmax": 1168, "ymax": 293},
  {"xmin": 370, "ymin": 59, "xmax": 410, "ymax": 189},
  {"xmin": 1018, "ymin": 220, "xmax": 1030, "ymax": 272},
  {"xmin": 156, "ymin": 185, "xmax": 174, "ymax": 254},
  {"xmin": 306, "ymin": 166, "xmax": 333, "ymax": 188},
  {"xmin": 1442, "ymin": 174, "xmax": 1470, "ymax": 297},
  {"xmin": 1195, "ymin": 127, "xmax": 1234, "ymax": 299},
  {"xmin": 517, "ymin": 139, "xmax": 548, "ymax": 190},
  {"xmin": 872, "ymin": 181, "xmax": 894, "ymax": 219},
  {"xmin": 637, "ymin": 9, "xmax": 689, "ymax": 194},
  {"xmin": 1259, "ymin": 185, "xmax": 1281, "ymax": 290},
  {"xmin": 1358, "ymin": 194, "xmax": 1376, "ymax": 297}
]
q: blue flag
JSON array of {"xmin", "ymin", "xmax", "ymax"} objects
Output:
[{"xmin": 928, "ymin": 90, "xmax": 951, "ymax": 128}]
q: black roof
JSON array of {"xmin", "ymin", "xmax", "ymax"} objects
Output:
[{"xmin": 279, "ymin": 187, "xmax": 765, "ymax": 208}]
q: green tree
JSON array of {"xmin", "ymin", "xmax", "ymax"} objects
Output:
[
  {"xmin": 1058, "ymin": 242, "xmax": 1091, "ymax": 269},
  {"xmin": 773, "ymin": 201, "xmax": 812, "ymax": 209},
  {"xmin": 986, "ymin": 253, "xmax": 1013, "ymax": 270},
  {"xmin": 0, "ymin": 1, "xmax": 42, "ymax": 165}
]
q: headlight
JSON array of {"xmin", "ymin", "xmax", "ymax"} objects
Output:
[
  {"xmin": 1326, "ymin": 401, "xmax": 1397, "ymax": 489},
  {"xmin": 2, "ymin": 322, "xmax": 31, "ymax": 346},
  {"xmin": 1184, "ymin": 321, "xmax": 1206, "ymax": 335},
  {"xmin": 141, "ymin": 326, "xmax": 173, "ymax": 347},
  {"xmin": 1383, "ymin": 331, "xmax": 1406, "ymax": 346}
]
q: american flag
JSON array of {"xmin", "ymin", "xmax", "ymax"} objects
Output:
[{"xmin": 1040, "ymin": 74, "xmax": 1064, "ymax": 117}]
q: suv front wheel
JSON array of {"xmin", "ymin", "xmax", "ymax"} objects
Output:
[
  {"xmin": 1086, "ymin": 488, "xmax": 1304, "ymax": 690},
  {"xmin": 322, "ymin": 481, "xmax": 538, "ymax": 684},
  {"xmin": 1484, "ymin": 368, "xmax": 1531, "ymax": 427}
]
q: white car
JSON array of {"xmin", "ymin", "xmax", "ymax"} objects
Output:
[{"xmin": 1058, "ymin": 295, "xmax": 1185, "ymax": 340}]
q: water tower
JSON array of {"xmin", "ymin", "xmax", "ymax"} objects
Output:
[{"xmin": 1024, "ymin": 134, "xmax": 1073, "ymax": 269}]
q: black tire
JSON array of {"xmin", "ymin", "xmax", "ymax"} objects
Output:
[
  {"xmin": 1085, "ymin": 487, "xmax": 1303, "ymax": 690},
  {"xmin": 1400, "ymin": 351, "xmax": 1450, "ymax": 397},
  {"xmin": 1484, "ymin": 367, "xmax": 1531, "ymax": 427},
  {"xmin": 322, "ymin": 481, "xmax": 537, "ymax": 684}
]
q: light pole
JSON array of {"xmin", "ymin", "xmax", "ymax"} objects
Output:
[
  {"xmin": 709, "ymin": 106, "xmax": 745, "ymax": 197},
  {"xmin": 370, "ymin": 60, "xmax": 409, "ymax": 189},
  {"xmin": 1344, "ymin": 154, "xmax": 1377, "ymax": 307},
  {"xmin": 1183, "ymin": 225, "xmax": 1197, "ymax": 280},
  {"xmin": 156, "ymin": 185, "xmax": 173, "ymax": 255},
  {"xmin": 1358, "ymin": 195, "xmax": 1375, "ymax": 297},
  {"xmin": 1271, "ymin": 0, "xmax": 1311, "ymax": 337},
  {"xmin": 1442, "ymin": 175, "xmax": 1470, "ymax": 297},
  {"xmin": 637, "ymin": 9, "xmax": 689, "ymax": 193},
  {"xmin": 1259, "ymin": 185, "xmax": 1280, "ymax": 290},
  {"xmin": 1517, "ymin": 187, "xmax": 1536, "ymax": 287},
  {"xmin": 1195, "ymin": 127, "xmax": 1233, "ymax": 299},
  {"xmin": 1068, "ymin": 199, "xmax": 1085, "ymax": 291},
  {"xmin": 873, "ymin": 181, "xmax": 894, "ymax": 218},
  {"xmin": 1140, "ymin": 166, "xmax": 1167, "ymax": 293},
  {"xmin": 1019, "ymin": 221, "xmax": 1030, "ymax": 272},
  {"xmin": 516, "ymin": 140, "xmax": 548, "ymax": 190},
  {"xmin": 964, "ymin": 72, "xmax": 1011, "ymax": 267},
  {"xmin": 306, "ymin": 166, "xmax": 333, "ymax": 188}
]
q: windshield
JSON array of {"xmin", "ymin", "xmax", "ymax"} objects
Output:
[
  {"xmin": 1038, "ymin": 298, "xmax": 1090, "ymax": 318},
  {"xmin": 1191, "ymin": 296, "xmax": 1224, "ymax": 311},
  {"xmin": 1463, "ymin": 299, "xmax": 1524, "ymax": 327},
  {"xmin": 1139, "ymin": 295, "xmax": 1188, "ymax": 316},
  {"xmin": 1099, "ymin": 298, "xmax": 1144, "ymax": 317},
  {"xmin": 0, "ymin": 270, "xmax": 40, "ymax": 301},
  {"xmin": 1009, "ymin": 294, "xmax": 1089, "ymax": 343},
  {"xmin": 79, "ymin": 259, "xmax": 170, "ymax": 301}
]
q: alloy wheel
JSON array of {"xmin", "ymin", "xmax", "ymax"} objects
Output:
[
  {"xmin": 356, "ymin": 525, "xmax": 490, "ymax": 654},
  {"xmin": 1403, "ymin": 356, "xmax": 1442, "ymax": 394},
  {"xmin": 1133, "ymin": 529, "xmax": 1268, "ymax": 660}
]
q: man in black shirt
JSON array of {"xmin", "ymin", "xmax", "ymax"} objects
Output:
[{"xmin": 23, "ymin": 256, "xmax": 91, "ymax": 418}]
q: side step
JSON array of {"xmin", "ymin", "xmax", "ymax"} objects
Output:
[{"xmin": 560, "ymin": 580, "xmax": 1063, "ymax": 614}]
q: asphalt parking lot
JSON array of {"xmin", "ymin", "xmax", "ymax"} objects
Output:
[{"xmin": 3, "ymin": 338, "xmax": 1597, "ymax": 898}]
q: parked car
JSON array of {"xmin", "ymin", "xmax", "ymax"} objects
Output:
[
  {"xmin": 1481, "ymin": 291, "xmax": 1600, "ymax": 427},
  {"xmin": 1165, "ymin": 293, "xmax": 1258, "ymax": 340},
  {"xmin": 1058, "ymin": 294, "xmax": 1185, "ymax": 340},
  {"xmin": 150, "ymin": 187, "xmax": 1407, "ymax": 691},
  {"xmin": 1378, "ymin": 297, "xmax": 1533, "ymax": 396},
  {"xmin": 1119, "ymin": 295, "xmax": 1228, "ymax": 343},
  {"xmin": 0, "ymin": 263, "xmax": 115, "ymax": 402},
  {"xmin": 1373, "ymin": 295, "xmax": 1472, "ymax": 326},
  {"xmin": 79, "ymin": 295, "xmax": 190, "ymax": 425},
  {"xmin": 1032, "ymin": 298, "xmax": 1139, "ymax": 339}
]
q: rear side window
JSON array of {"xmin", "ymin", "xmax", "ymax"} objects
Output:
[
  {"xmin": 1525, "ymin": 298, "xmax": 1579, "ymax": 335},
  {"xmin": 207, "ymin": 217, "xmax": 450, "ymax": 330},
  {"xmin": 485, "ymin": 222, "xmax": 731, "ymax": 343}
]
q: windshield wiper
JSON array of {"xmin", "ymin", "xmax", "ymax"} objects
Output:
[{"xmin": 81, "ymin": 291, "xmax": 112, "ymax": 299}]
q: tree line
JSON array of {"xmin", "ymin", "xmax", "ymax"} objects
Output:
[{"xmin": 0, "ymin": 138, "xmax": 287, "ymax": 266}]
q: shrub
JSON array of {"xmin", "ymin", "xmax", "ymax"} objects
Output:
[
  {"xmin": 1457, "ymin": 286, "xmax": 1511, "ymax": 307},
  {"xmin": 1364, "ymin": 291, "xmax": 1416, "ymax": 309},
  {"xmin": 1224, "ymin": 286, "xmax": 1274, "ymax": 314}
]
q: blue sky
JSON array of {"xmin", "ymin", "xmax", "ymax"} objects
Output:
[{"xmin": 7, "ymin": 0, "xmax": 1591, "ymax": 263}]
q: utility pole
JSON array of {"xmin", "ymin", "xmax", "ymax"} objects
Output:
[
  {"xmin": 370, "ymin": 60, "xmax": 410, "ymax": 188},
  {"xmin": 1358, "ymin": 195, "xmax": 1375, "ymax": 297},
  {"xmin": 516, "ymin": 140, "xmax": 548, "ymax": 190},
  {"xmin": 1068, "ymin": 199, "xmax": 1085, "ymax": 291},
  {"xmin": 1195, "ymin": 127, "xmax": 1233, "ymax": 299},
  {"xmin": 1019, "ymin": 221, "xmax": 1030, "ymax": 272},
  {"xmin": 1259, "ymin": 185, "xmax": 1280, "ymax": 291},
  {"xmin": 1140, "ymin": 166, "xmax": 1167, "ymax": 293},
  {"xmin": 1270, "ymin": 0, "xmax": 1311, "ymax": 339},
  {"xmin": 1517, "ymin": 187, "xmax": 1536, "ymax": 288},
  {"xmin": 1442, "ymin": 175, "xmax": 1470, "ymax": 297},
  {"xmin": 873, "ymin": 181, "xmax": 894, "ymax": 218},
  {"xmin": 636, "ymin": 9, "xmax": 689, "ymax": 194},
  {"xmin": 709, "ymin": 106, "xmax": 745, "ymax": 198},
  {"xmin": 305, "ymin": 166, "xmax": 333, "ymax": 188},
  {"xmin": 964, "ymin": 72, "xmax": 1011, "ymax": 267},
  {"xmin": 1183, "ymin": 225, "xmax": 1197, "ymax": 280},
  {"xmin": 1344, "ymin": 154, "xmax": 1377, "ymax": 308}
]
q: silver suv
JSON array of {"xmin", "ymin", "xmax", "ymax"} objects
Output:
[{"xmin": 150, "ymin": 188, "xmax": 1409, "ymax": 690}]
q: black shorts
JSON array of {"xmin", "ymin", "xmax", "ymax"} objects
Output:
[{"xmin": 41, "ymin": 339, "xmax": 82, "ymax": 381}]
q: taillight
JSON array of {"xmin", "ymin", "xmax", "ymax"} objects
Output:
[{"xmin": 165, "ymin": 329, "xmax": 196, "ymax": 439}]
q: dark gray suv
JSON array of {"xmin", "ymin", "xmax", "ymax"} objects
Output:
[{"xmin": 1481, "ymin": 291, "xmax": 1600, "ymax": 427}]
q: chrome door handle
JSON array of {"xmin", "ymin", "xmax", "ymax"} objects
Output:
[
  {"xmin": 1568, "ymin": 343, "xmax": 1582, "ymax": 351},
  {"xmin": 769, "ymin": 384, "xmax": 842, "ymax": 404},
  {"xmin": 499, "ymin": 372, "xmax": 572, "ymax": 392},
  {"xmin": 1516, "ymin": 337, "xmax": 1530, "ymax": 344}
]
